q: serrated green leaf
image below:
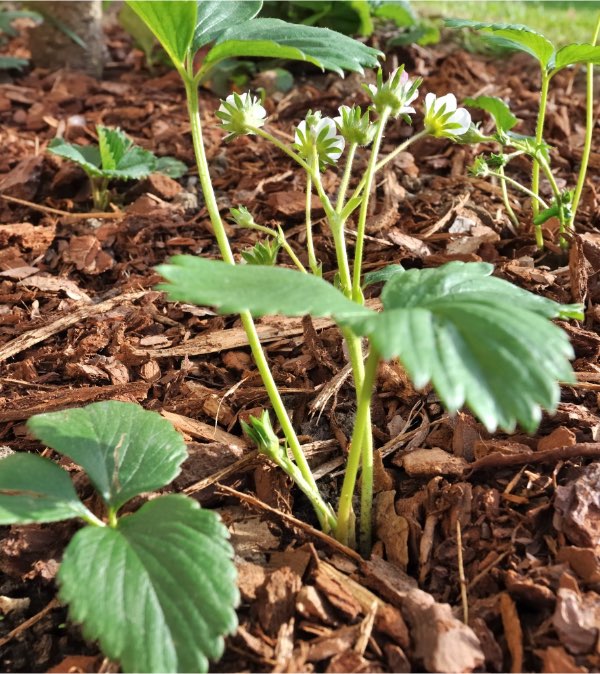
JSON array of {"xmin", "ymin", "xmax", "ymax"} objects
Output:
[
  {"xmin": 155, "ymin": 155, "xmax": 187, "ymax": 178},
  {"xmin": 126, "ymin": 1, "xmax": 196, "ymax": 68},
  {"xmin": 554, "ymin": 43, "xmax": 600, "ymax": 71},
  {"xmin": 27, "ymin": 401, "xmax": 187, "ymax": 511},
  {"xmin": 157, "ymin": 255, "xmax": 371, "ymax": 319},
  {"xmin": 346, "ymin": 262, "xmax": 580, "ymax": 432},
  {"xmin": 47, "ymin": 138, "xmax": 103, "ymax": 177},
  {"xmin": 58, "ymin": 495, "xmax": 238, "ymax": 673},
  {"xmin": 445, "ymin": 19, "xmax": 555, "ymax": 68},
  {"xmin": 205, "ymin": 18, "xmax": 382, "ymax": 76},
  {"xmin": 193, "ymin": 1, "xmax": 263, "ymax": 52},
  {"xmin": 97, "ymin": 126, "xmax": 128, "ymax": 171},
  {"xmin": 463, "ymin": 95, "xmax": 518, "ymax": 133},
  {"xmin": 0, "ymin": 454, "xmax": 92, "ymax": 525}
]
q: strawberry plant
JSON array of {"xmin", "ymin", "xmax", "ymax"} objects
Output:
[
  {"xmin": 448, "ymin": 17, "xmax": 600, "ymax": 247},
  {"xmin": 0, "ymin": 401, "xmax": 238, "ymax": 673},
  {"xmin": 48, "ymin": 125, "xmax": 187, "ymax": 209},
  {"xmin": 127, "ymin": 0, "xmax": 585, "ymax": 556}
]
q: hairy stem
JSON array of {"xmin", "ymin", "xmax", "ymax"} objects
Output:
[
  {"xmin": 336, "ymin": 346, "xmax": 379, "ymax": 548},
  {"xmin": 183, "ymin": 76, "xmax": 334, "ymax": 531},
  {"xmin": 498, "ymin": 166, "xmax": 520, "ymax": 230},
  {"xmin": 336, "ymin": 142, "xmax": 358, "ymax": 213},
  {"xmin": 305, "ymin": 171, "xmax": 319, "ymax": 275},
  {"xmin": 572, "ymin": 14, "xmax": 600, "ymax": 225},
  {"xmin": 352, "ymin": 110, "xmax": 390, "ymax": 302},
  {"xmin": 531, "ymin": 70, "xmax": 550, "ymax": 218}
]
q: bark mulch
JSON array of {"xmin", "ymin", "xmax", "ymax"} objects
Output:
[{"xmin": 1, "ymin": 19, "xmax": 600, "ymax": 674}]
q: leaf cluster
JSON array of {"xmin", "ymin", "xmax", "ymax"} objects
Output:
[
  {"xmin": 158, "ymin": 256, "xmax": 582, "ymax": 433},
  {"xmin": 0, "ymin": 401, "xmax": 238, "ymax": 673},
  {"xmin": 48, "ymin": 125, "xmax": 186, "ymax": 182}
]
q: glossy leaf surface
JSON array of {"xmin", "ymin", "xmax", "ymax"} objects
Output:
[
  {"xmin": 126, "ymin": 1, "xmax": 196, "ymax": 67},
  {"xmin": 205, "ymin": 18, "xmax": 382, "ymax": 76},
  {"xmin": 27, "ymin": 401, "xmax": 187, "ymax": 511},
  {"xmin": 194, "ymin": 1, "xmax": 263, "ymax": 51},
  {"xmin": 554, "ymin": 43, "xmax": 600, "ymax": 70},
  {"xmin": 157, "ymin": 255, "xmax": 370, "ymax": 320},
  {"xmin": 59, "ymin": 495, "xmax": 238, "ymax": 673},
  {"xmin": 0, "ymin": 453, "xmax": 91, "ymax": 524}
]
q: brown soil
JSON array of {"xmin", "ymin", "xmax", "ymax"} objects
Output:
[{"xmin": 1, "ymin": 18, "xmax": 600, "ymax": 674}]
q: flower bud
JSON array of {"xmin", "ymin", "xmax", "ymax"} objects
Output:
[
  {"xmin": 241, "ymin": 410, "xmax": 283, "ymax": 461},
  {"xmin": 365, "ymin": 67, "xmax": 420, "ymax": 118},
  {"xmin": 334, "ymin": 105, "xmax": 376, "ymax": 146}
]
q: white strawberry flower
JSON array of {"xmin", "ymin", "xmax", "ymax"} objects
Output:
[
  {"xmin": 215, "ymin": 92, "xmax": 267, "ymax": 140},
  {"xmin": 423, "ymin": 93, "xmax": 471, "ymax": 139},
  {"xmin": 293, "ymin": 111, "xmax": 345, "ymax": 169}
]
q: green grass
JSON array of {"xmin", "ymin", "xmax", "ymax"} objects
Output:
[{"xmin": 414, "ymin": 1, "xmax": 599, "ymax": 47}]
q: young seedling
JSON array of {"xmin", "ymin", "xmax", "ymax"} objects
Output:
[
  {"xmin": 0, "ymin": 401, "xmax": 238, "ymax": 673},
  {"xmin": 48, "ymin": 125, "xmax": 187, "ymax": 210},
  {"xmin": 129, "ymin": 1, "xmax": 584, "ymax": 556},
  {"xmin": 447, "ymin": 16, "xmax": 600, "ymax": 248}
]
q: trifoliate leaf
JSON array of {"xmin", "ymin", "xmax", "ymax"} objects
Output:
[
  {"xmin": 0, "ymin": 453, "xmax": 92, "ymax": 525},
  {"xmin": 193, "ymin": 1, "xmax": 263, "ymax": 51},
  {"xmin": 58, "ymin": 495, "xmax": 238, "ymax": 673},
  {"xmin": 445, "ymin": 19, "xmax": 555, "ymax": 69},
  {"xmin": 205, "ymin": 19, "xmax": 382, "ymax": 76},
  {"xmin": 157, "ymin": 255, "xmax": 371, "ymax": 320},
  {"xmin": 345, "ymin": 262, "xmax": 582, "ymax": 432},
  {"xmin": 463, "ymin": 95, "xmax": 518, "ymax": 133},
  {"xmin": 27, "ymin": 401, "xmax": 188, "ymax": 511},
  {"xmin": 126, "ymin": 1, "xmax": 196, "ymax": 67}
]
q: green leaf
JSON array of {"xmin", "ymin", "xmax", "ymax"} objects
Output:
[
  {"xmin": 193, "ymin": 1, "xmax": 263, "ymax": 51},
  {"xmin": 554, "ymin": 43, "xmax": 600, "ymax": 71},
  {"xmin": 463, "ymin": 95, "xmax": 518, "ymax": 133},
  {"xmin": 47, "ymin": 138, "xmax": 103, "ymax": 177},
  {"xmin": 372, "ymin": 0, "xmax": 416, "ymax": 27},
  {"xmin": 155, "ymin": 155, "xmax": 187, "ymax": 179},
  {"xmin": 157, "ymin": 255, "xmax": 371, "ymax": 320},
  {"xmin": 363, "ymin": 264, "xmax": 404, "ymax": 288},
  {"xmin": 205, "ymin": 18, "xmax": 382, "ymax": 76},
  {"xmin": 0, "ymin": 454, "xmax": 92, "ymax": 525},
  {"xmin": 58, "ymin": 495, "xmax": 238, "ymax": 673},
  {"xmin": 126, "ymin": 1, "xmax": 197, "ymax": 68},
  {"xmin": 346, "ymin": 262, "xmax": 581, "ymax": 433},
  {"xmin": 445, "ymin": 19, "xmax": 555, "ymax": 68},
  {"xmin": 26, "ymin": 401, "xmax": 188, "ymax": 511},
  {"xmin": 0, "ymin": 55, "xmax": 29, "ymax": 70}
]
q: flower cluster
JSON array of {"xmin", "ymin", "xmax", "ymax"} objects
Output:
[
  {"xmin": 293, "ymin": 111, "xmax": 345, "ymax": 169},
  {"xmin": 216, "ymin": 92, "xmax": 267, "ymax": 140}
]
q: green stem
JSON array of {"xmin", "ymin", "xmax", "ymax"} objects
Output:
[
  {"xmin": 82, "ymin": 509, "xmax": 107, "ymax": 528},
  {"xmin": 341, "ymin": 130, "xmax": 425, "ymax": 222},
  {"xmin": 487, "ymin": 169, "xmax": 549, "ymax": 209},
  {"xmin": 183, "ymin": 75, "xmax": 334, "ymax": 531},
  {"xmin": 336, "ymin": 346, "xmax": 379, "ymax": 548},
  {"xmin": 498, "ymin": 166, "xmax": 520, "ymax": 230},
  {"xmin": 531, "ymin": 70, "xmax": 550, "ymax": 217},
  {"xmin": 305, "ymin": 171, "xmax": 320, "ymax": 275},
  {"xmin": 352, "ymin": 110, "xmax": 390, "ymax": 302},
  {"xmin": 241, "ymin": 222, "xmax": 307, "ymax": 273},
  {"xmin": 90, "ymin": 177, "xmax": 109, "ymax": 211},
  {"xmin": 572, "ymin": 13, "xmax": 600, "ymax": 225},
  {"xmin": 537, "ymin": 155, "xmax": 569, "ymax": 246},
  {"xmin": 107, "ymin": 507, "xmax": 118, "ymax": 529},
  {"xmin": 336, "ymin": 142, "xmax": 358, "ymax": 213}
]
